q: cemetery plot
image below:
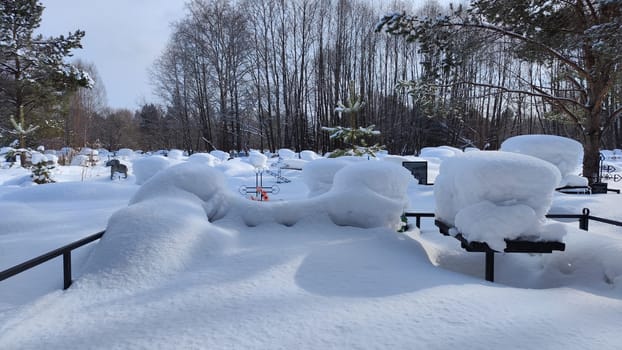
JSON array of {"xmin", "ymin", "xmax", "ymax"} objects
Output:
[{"xmin": 239, "ymin": 171, "xmax": 280, "ymax": 201}]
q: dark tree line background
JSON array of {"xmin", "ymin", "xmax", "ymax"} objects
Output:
[{"xmin": 2, "ymin": 0, "xmax": 621, "ymax": 160}]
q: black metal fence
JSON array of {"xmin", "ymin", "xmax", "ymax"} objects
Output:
[
  {"xmin": 2, "ymin": 207, "xmax": 621, "ymax": 291},
  {"xmin": 0, "ymin": 230, "xmax": 105, "ymax": 290},
  {"xmin": 405, "ymin": 208, "xmax": 622, "ymax": 232}
]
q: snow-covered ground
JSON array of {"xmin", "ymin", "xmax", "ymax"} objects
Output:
[{"xmin": 1, "ymin": 146, "xmax": 622, "ymax": 349}]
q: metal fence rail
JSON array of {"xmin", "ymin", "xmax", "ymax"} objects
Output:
[
  {"xmin": 0, "ymin": 230, "xmax": 105, "ymax": 290},
  {"xmin": 405, "ymin": 208, "xmax": 622, "ymax": 282},
  {"xmin": 2, "ymin": 207, "xmax": 621, "ymax": 291},
  {"xmin": 405, "ymin": 208, "xmax": 622, "ymax": 232}
]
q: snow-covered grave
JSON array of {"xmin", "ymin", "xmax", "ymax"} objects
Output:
[
  {"xmin": 2, "ymin": 146, "xmax": 622, "ymax": 349},
  {"xmin": 238, "ymin": 150, "xmax": 280, "ymax": 200},
  {"xmin": 434, "ymin": 151, "xmax": 567, "ymax": 281},
  {"xmin": 500, "ymin": 134, "xmax": 589, "ymax": 191}
]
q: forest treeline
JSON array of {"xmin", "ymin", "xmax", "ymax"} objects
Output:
[{"xmin": 2, "ymin": 0, "xmax": 621, "ymax": 157}]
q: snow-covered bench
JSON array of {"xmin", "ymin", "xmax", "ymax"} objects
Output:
[
  {"xmin": 433, "ymin": 150, "xmax": 568, "ymax": 282},
  {"xmin": 434, "ymin": 219, "xmax": 565, "ymax": 282}
]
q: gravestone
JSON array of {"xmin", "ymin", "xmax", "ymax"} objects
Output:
[{"xmin": 402, "ymin": 161, "xmax": 428, "ymax": 185}]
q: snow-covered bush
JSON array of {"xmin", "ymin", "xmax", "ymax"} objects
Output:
[
  {"xmin": 501, "ymin": 134, "xmax": 586, "ymax": 186},
  {"xmin": 434, "ymin": 151, "xmax": 565, "ymax": 250},
  {"xmin": 1, "ymin": 147, "xmax": 16, "ymax": 165},
  {"xmin": 30, "ymin": 153, "xmax": 55, "ymax": 184}
]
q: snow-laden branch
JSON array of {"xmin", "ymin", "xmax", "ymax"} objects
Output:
[{"xmin": 9, "ymin": 116, "xmax": 39, "ymax": 136}]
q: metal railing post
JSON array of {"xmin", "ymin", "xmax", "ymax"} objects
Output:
[
  {"xmin": 579, "ymin": 208, "xmax": 590, "ymax": 231},
  {"xmin": 63, "ymin": 252, "xmax": 72, "ymax": 289},
  {"xmin": 485, "ymin": 251, "xmax": 495, "ymax": 282}
]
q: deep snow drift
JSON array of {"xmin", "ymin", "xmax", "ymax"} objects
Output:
[{"xmin": 1, "ymin": 146, "xmax": 622, "ymax": 349}]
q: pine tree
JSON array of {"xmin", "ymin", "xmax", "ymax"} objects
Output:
[
  {"xmin": 323, "ymin": 84, "xmax": 384, "ymax": 157},
  {"xmin": 0, "ymin": 0, "xmax": 91, "ymax": 153},
  {"xmin": 31, "ymin": 159, "xmax": 54, "ymax": 184}
]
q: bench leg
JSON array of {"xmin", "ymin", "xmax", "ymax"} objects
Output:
[{"xmin": 485, "ymin": 251, "xmax": 494, "ymax": 282}]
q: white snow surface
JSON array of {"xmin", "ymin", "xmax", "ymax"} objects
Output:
[
  {"xmin": 209, "ymin": 150, "xmax": 230, "ymax": 162},
  {"xmin": 30, "ymin": 152, "xmax": 47, "ymax": 165},
  {"xmin": 131, "ymin": 155, "xmax": 177, "ymax": 185},
  {"xmin": 501, "ymin": 134, "xmax": 586, "ymax": 186},
  {"xmin": 248, "ymin": 150, "xmax": 268, "ymax": 169},
  {"xmin": 434, "ymin": 151, "xmax": 563, "ymax": 250},
  {"xmin": 186, "ymin": 152, "xmax": 219, "ymax": 167},
  {"xmin": 302, "ymin": 157, "xmax": 355, "ymax": 197},
  {"xmin": 1, "ymin": 146, "xmax": 622, "ymax": 349},
  {"xmin": 167, "ymin": 149, "xmax": 185, "ymax": 160},
  {"xmin": 300, "ymin": 150, "xmax": 322, "ymax": 161},
  {"xmin": 278, "ymin": 148, "xmax": 296, "ymax": 159}
]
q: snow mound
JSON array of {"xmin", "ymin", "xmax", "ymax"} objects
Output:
[
  {"xmin": 325, "ymin": 161, "xmax": 411, "ymax": 229},
  {"xmin": 216, "ymin": 158, "xmax": 256, "ymax": 176},
  {"xmin": 116, "ymin": 148, "xmax": 135, "ymax": 159},
  {"xmin": 501, "ymin": 134, "xmax": 585, "ymax": 186},
  {"xmin": 302, "ymin": 158, "xmax": 352, "ymax": 197},
  {"xmin": 132, "ymin": 156, "xmax": 177, "ymax": 185},
  {"xmin": 278, "ymin": 148, "xmax": 296, "ymax": 159},
  {"xmin": 282, "ymin": 158, "xmax": 307, "ymax": 170},
  {"xmin": 167, "ymin": 149, "xmax": 185, "ymax": 160},
  {"xmin": 129, "ymin": 163, "xmax": 231, "ymax": 219},
  {"xmin": 420, "ymin": 147, "xmax": 460, "ymax": 160},
  {"xmin": 381, "ymin": 155, "xmax": 425, "ymax": 167},
  {"xmin": 187, "ymin": 152, "xmax": 218, "ymax": 166},
  {"xmin": 78, "ymin": 147, "xmax": 95, "ymax": 156},
  {"xmin": 210, "ymin": 150, "xmax": 230, "ymax": 161},
  {"xmin": 82, "ymin": 160, "xmax": 411, "ymax": 286},
  {"xmin": 80, "ymin": 163, "xmax": 236, "ymax": 287},
  {"xmin": 434, "ymin": 151, "xmax": 564, "ymax": 250},
  {"xmin": 300, "ymin": 150, "xmax": 322, "ymax": 161},
  {"xmin": 233, "ymin": 160, "xmax": 411, "ymax": 229},
  {"xmin": 248, "ymin": 150, "xmax": 268, "ymax": 169}
]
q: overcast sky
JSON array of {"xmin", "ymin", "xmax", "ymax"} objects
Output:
[{"xmin": 38, "ymin": 0, "xmax": 187, "ymax": 110}]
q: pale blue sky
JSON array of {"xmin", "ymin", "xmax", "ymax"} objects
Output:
[
  {"xmin": 38, "ymin": 0, "xmax": 186, "ymax": 110},
  {"xmin": 36, "ymin": 0, "xmax": 456, "ymax": 111}
]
